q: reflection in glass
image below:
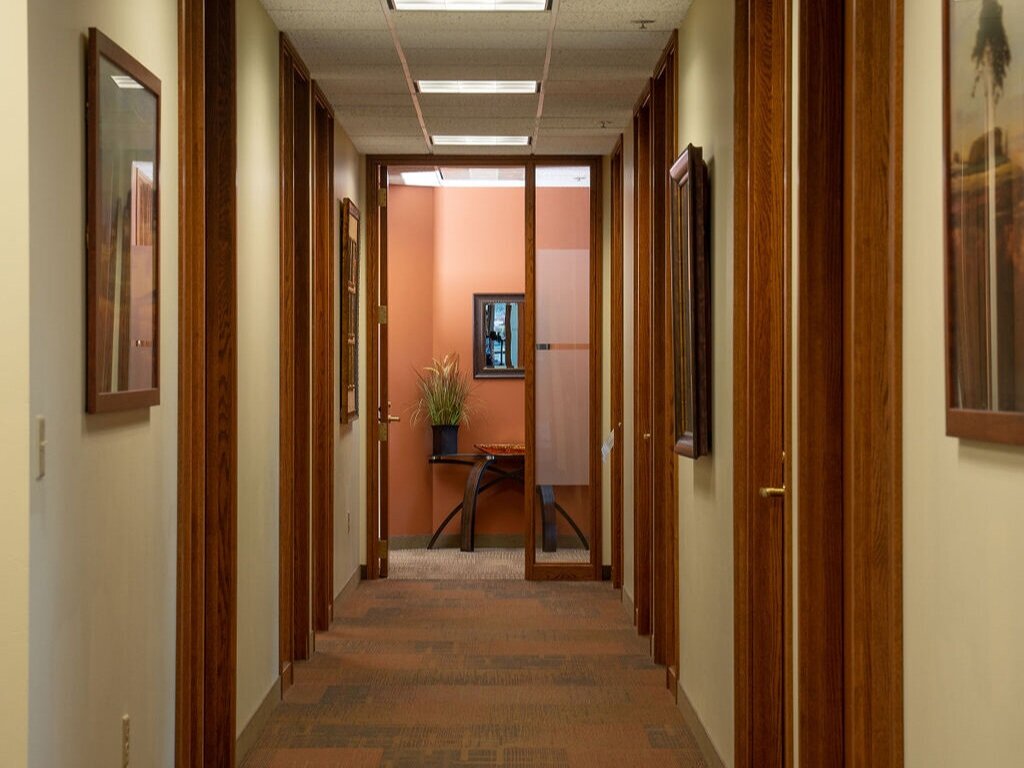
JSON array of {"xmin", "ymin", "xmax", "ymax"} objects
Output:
[{"xmin": 96, "ymin": 55, "xmax": 158, "ymax": 396}]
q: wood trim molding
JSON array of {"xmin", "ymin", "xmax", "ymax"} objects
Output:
[
  {"xmin": 176, "ymin": 0, "xmax": 237, "ymax": 765},
  {"xmin": 632, "ymin": 93, "xmax": 653, "ymax": 636},
  {"xmin": 797, "ymin": 0, "xmax": 845, "ymax": 763},
  {"xmin": 677, "ymin": 684, "xmax": 727, "ymax": 768},
  {"xmin": 610, "ymin": 136, "xmax": 624, "ymax": 590},
  {"xmin": 365, "ymin": 156, "xmax": 605, "ymax": 582},
  {"xmin": 734, "ymin": 0, "xmax": 789, "ymax": 765},
  {"xmin": 311, "ymin": 90, "xmax": 335, "ymax": 632},
  {"xmin": 843, "ymin": 0, "xmax": 905, "ymax": 763}
]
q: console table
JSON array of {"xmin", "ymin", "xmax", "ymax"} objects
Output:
[{"xmin": 427, "ymin": 443, "xmax": 589, "ymax": 553}]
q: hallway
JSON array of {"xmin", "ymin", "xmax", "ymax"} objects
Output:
[{"xmin": 242, "ymin": 581, "xmax": 706, "ymax": 768}]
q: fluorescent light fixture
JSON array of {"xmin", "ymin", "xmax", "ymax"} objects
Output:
[
  {"xmin": 432, "ymin": 135, "xmax": 531, "ymax": 147},
  {"xmin": 536, "ymin": 166, "xmax": 591, "ymax": 188},
  {"xmin": 417, "ymin": 80, "xmax": 539, "ymax": 94},
  {"xmin": 111, "ymin": 74, "xmax": 143, "ymax": 89},
  {"xmin": 390, "ymin": 0, "xmax": 550, "ymax": 10}
]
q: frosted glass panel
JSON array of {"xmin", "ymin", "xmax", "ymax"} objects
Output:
[{"xmin": 534, "ymin": 169, "xmax": 592, "ymax": 563}]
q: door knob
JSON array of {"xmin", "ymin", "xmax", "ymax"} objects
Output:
[
  {"xmin": 759, "ymin": 485, "xmax": 786, "ymax": 499},
  {"xmin": 643, "ymin": 432, "xmax": 651, "ymax": 440}
]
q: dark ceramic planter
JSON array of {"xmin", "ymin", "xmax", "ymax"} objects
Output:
[{"xmin": 432, "ymin": 424, "xmax": 459, "ymax": 456}]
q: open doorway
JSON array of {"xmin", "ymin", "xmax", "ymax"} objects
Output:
[{"xmin": 365, "ymin": 157, "xmax": 602, "ymax": 582}]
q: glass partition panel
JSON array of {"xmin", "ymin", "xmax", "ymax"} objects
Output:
[{"xmin": 534, "ymin": 166, "xmax": 592, "ymax": 564}]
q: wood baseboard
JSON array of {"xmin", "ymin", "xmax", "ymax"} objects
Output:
[
  {"xmin": 333, "ymin": 565, "xmax": 361, "ymax": 615},
  {"xmin": 677, "ymin": 682, "xmax": 726, "ymax": 768},
  {"xmin": 235, "ymin": 677, "xmax": 281, "ymax": 767},
  {"xmin": 622, "ymin": 586, "xmax": 635, "ymax": 626}
]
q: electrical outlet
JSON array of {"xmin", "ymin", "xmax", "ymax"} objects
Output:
[{"xmin": 121, "ymin": 714, "xmax": 130, "ymax": 767}]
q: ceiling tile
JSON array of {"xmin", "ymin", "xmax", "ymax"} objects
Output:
[
  {"xmin": 340, "ymin": 115, "xmax": 424, "ymax": 136},
  {"xmin": 404, "ymin": 46, "xmax": 546, "ymax": 71},
  {"xmin": 423, "ymin": 116, "xmax": 537, "ymax": 135},
  {"xmin": 397, "ymin": 29, "xmax": 549, "ymax": 50},
  {"xmin": 267, "ymin": 10, "xmax": 388, "ymax": 31},
  {"xmin": 353, "ymin": 135, "xmax": 431, "ymax": 154},
  {"xmin": 418, "ymin": 93, "xmax": 539, "ymax": 120}
]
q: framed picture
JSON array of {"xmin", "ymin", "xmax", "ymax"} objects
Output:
[
  {"xmin": 340, "ymin": 198, "xmax": 360, "ymax": 423},
  {"xmin": 945, "ymin": 0, "xmax": 1024, "ymax": 445},
  {"xmin": 85, "ymin": 28, "xmax": 161, "ymax": 413},
  {"xmin": 473, "ymin": 293, "xmax": 525, "ymax": 379},
  {"xmin": 669, "ymin": 144, "xmax": 711, "ymax": 458}
]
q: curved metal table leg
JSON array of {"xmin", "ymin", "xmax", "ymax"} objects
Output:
[
  {"xmin": 460, "ymin": 457, "xmax": 494, "ymax": 552},
  {"xmin": 554, "ymin": 502, "xmax": 589, "ymax": 550},
  {"xmin": 538, "ymin": 485, "xmax": 558, "ymax": 552}
]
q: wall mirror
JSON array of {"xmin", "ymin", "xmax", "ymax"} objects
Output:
[
  {"xmin": 944, "ymin": 0, "xmax": 1024, "ymax": 445},
  {"xmin": 341, "ymin": 198, "xmax": 360, "ymax": 422},
  {"xmin": 85, "ymin": 28, "xmax": 161, "ymax": 413},
  {"xmin": 473, "ymin": 293, "xmax": 525, "ymax": 378},
  {"xmin": 669, "ymin": 144, "xmax": 712, "ymax": 458}
]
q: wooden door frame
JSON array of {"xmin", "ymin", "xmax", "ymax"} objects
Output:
[
  {"xmin": 631, "ymin": 85, "xmax": 653, "ymax": 636},
  {"xmin": 363, "ymin": 154, "xmax": 604, "ymax": 582},
  {"xmin": 610, "ymin": 136, "xmax": 624, "ymax": 590},
  {"xmin": 735, "ymin": 0, "xmax": 906, "ymax": 765},
  {"xmin": 278, "ymin": 33, "xmax": 313, "ymax": 690},
  {"xmin": 176, "ymin": 0, "xmax": 237, "ymax": 764},
  {"xmin": 650, "ymin": 35, "xmax": 679, "ymax": 691},
  {"xmin": 311, "ymin": 84, "xmax": 335, "ymax": 633},
  {"xmin": 733, "ymin": 0, "xmax": 791, "ymax": 765}
]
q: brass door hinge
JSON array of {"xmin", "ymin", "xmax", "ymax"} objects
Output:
[
  {"xmin": 378, "ymin": 305, "xmax": 388, "ymax": 325},
  {"xmin": 378, "ymin": 540, "xmax": 388, "ymax": 558},
  {"xmin": 378, "ymin": 422, "xmax": 389, "ymax": 442},
  {"xmin": 378, "ymin": 188, "xmax": 388, "ymax": 208}
]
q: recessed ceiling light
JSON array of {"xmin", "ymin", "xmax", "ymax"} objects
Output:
[
  {"xmin": 390, "ymin": 0, "xmax": 550, "ymax": 11},
  {"xmin": 432, "ymin": 135, "xmax": 531, "ymax": 147},
  {"xmin": 417, "ymin": 80, "xmax": 539, "ymax": 94},
  {"xmin": 111, "ymin": 74, "xmax": 144, "ymax": 89}
]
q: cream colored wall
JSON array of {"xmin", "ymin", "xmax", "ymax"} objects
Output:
[
  {"xmin": 0, "ymin": 1, "xmax": 30, "ymax": 764},
  {"xmin": 27, "ymin": 0, "xmax": 179, "ymax": 765},
  {"xmin": 675, "ymin": 0, "xmax": 736, "ymax": 764},
  {"xmin": 334, "ymin": 125, "xmax": 366, "ymax": 582},
  {"xmin": 621, "ymin": 128, "xmax": 637, "ymax": 603},
  {"xmin": 903, "ymin": 1, "xmax": 1024, "ymax": 764},
  {"xmin": 236, "ymin": 0, "xmax": 281, "ymax": 737}
]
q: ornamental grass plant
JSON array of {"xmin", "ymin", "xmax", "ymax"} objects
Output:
[{"xmin": 411, "ymin": 353, "xmax": 473, "ymax": 427}]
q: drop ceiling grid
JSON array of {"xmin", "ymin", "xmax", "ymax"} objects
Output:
[{"xmin": 261, "ymin": 0, "xmax": 690, "ymax": 155}]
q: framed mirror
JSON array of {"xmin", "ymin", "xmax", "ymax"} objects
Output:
[
  {"xmin": 85, "ymin": 28, "xmax": 161, "ymax": 413},
  {"xmin": 341, "ymin": 198, "xmax": 360, "ymax": 423},
  {"xmin": 944, "ymin": 0, "xmax": 1024, "ymax": 445},
  {"xmin": 669, "ymin": 144, "xmax": 712, "ymax": 458},
  {"xmin": 473, "ymin": 293, "xmax": 525, "ymax": 379}
]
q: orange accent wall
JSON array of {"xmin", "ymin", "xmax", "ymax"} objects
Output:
[
  {"xmin": 386, "ymin": 186, "xmax": 436, "ymax": 537},
  {"xmin": 431, "ymin": 188, "xmax": 526, "ymax": 536},
  {"xmin": 387, "ymin": 184, "xmax": 592, "ymax": 542}
]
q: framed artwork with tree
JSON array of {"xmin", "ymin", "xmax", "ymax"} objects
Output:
[{"xmin": 945, "ymin": 0, "xmax": 1024, "ymax": 444}]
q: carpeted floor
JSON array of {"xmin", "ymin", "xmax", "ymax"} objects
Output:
[
  {"xmin": 241, "ymin": 580, "xmax": 707, "ymax": 768},
  {"xmin": 388, "ymin": 548, "xmax": 591, "ymax": 580}
]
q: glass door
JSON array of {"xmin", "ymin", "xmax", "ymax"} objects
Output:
[{"xmin": 527, "ymin": 161, "xmax": 601, "ymax": 576}]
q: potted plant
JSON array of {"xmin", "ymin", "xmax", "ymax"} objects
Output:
[{"xmin": 412, "ymin": 353, "xmax": 472, "ymax": 456}]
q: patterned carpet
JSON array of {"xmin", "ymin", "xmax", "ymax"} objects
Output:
[
  {"xmin": 241, "ymin": 580, "xmax": 707, "ymax": 768},
  {"xmin": 388, "ymin": 548, "xmax": 591, "ymax": 580}
]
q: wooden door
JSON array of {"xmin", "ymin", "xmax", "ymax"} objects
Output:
[
  {"xmin": 367, "ymin": 163, "xmax": 391, "ymax": 579},
  {"xmin": 610, "ymin": 138, "xmax": 625, "ymax": 589},
  {"xmin": 632, "ymin": 91, "xmax": 654, "ymax": 635},
  {"xmin": 734, "ymin": 0, "xmax": 789, "ymax": 765}
]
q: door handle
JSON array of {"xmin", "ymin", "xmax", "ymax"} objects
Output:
[
  {"xmin": 643, "ymin": 432, "xmax": 651, "ymax": 440},
  {"xmin": 759, "ymin": 485, "xmax": 786, "ymax": 499},
  {"xmin": 386, "ymin": 415, "xmax": 401, "ymax": 423}
]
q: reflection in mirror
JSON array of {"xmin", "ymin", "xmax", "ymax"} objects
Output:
[
  {"xmin": 473, "ymin": 293, "xmax": 524, "ymax": 378},
  {"xmin": 87, "ymin": 29, "xmax": 161, "ymax": 412}
]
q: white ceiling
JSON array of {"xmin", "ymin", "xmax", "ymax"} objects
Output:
[{"xmin": 261, "ymin": 0, "xmax": 693, "ymax": 156}]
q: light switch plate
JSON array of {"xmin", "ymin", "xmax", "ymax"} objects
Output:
[{"xmin": 35, "ymin": 416, "xmax": 46, "ymax": 480}]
